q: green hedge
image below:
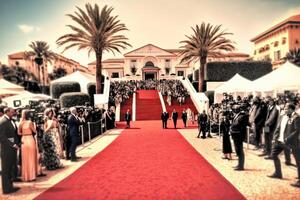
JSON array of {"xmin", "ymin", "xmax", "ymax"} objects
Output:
[
  {"xmin": 60, "ymin": 92, "xmax": 90, "ymax": 108},
  {"xmin": 50, "ymin": 82, "xmax": 81, "ymax": 99},
  {"xmin": 87, "ymin": 83, "xmax": 96, "ymax": 105},
  {"xmin": 206, "ymin": 61, "xmax": 272, "ymax": 81}
]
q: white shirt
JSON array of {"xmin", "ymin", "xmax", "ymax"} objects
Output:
[{"xmin": 278, "ymin": 115, "xmax": 288, "ymax": 143}]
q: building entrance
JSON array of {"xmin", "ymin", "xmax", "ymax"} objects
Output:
[{"xmin": 144, "ymin": 72, "xmax": 156, "ymax": 80}]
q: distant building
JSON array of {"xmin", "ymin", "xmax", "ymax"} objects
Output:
[
  {"xmin": 7, "ymin": 51, "xmax": 90, "ymax": 84},
  {"xmin": 251, "ymin": 14, "xmax": 300, "ymax": 68},
  {"xmin": 88, "ymin": 44, "xmax": 249, "ymax": 80}
]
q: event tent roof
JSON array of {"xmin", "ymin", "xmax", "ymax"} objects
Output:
[
  {"xmin": 2, "ymin": 91, "xmax": 52, "ymax": 108},
  {"xmin": 215, "ymin": 73, "xmax": 253, "ymax": 94},
  {"xmin": 0, "ymin": 78, "xmax": 24, "ymax": 91},
  {"xmin": 252, "ymin": 61, "xmax": 300, "ymax": 91},
  {"xmin": 51, "ymin": 71, "xmax": 95, "ymax": 93}
]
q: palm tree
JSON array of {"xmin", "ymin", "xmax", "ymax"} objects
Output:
[
  {"xmin": 26, "ymin": 41, "xmax": 56, "ymax": 93},
  {"xmin": 48, "ymin": 67, "xmax": 67, "ymax": 80},
  {"xmin": 180, "ymin": 23, "xmax": 235, "ymax": 92},
  {"xmin": 285, "ymin": 48, "xmax": 300, "ymax": 66},
  {"xmin": 56, "ymin": 3, "xmax": 131, "ymax": 94}
]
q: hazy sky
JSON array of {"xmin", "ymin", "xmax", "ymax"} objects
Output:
[{"xmin": 0, "ymin": 0, "xmax": 300, "ymax": 66}]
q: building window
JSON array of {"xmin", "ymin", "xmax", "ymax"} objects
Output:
[
  {"xmin": 274, "ymin": 41, "xmax": 279, "ymax": 47},
  {"xmin": 130, "ymin": 60, "xmax": 137, "ymax": 68},
  {"xmin": 111, "ymin": 72, "xmax": 119, "ymax": 78},
  {"xmin": 165, "ymin": 59, "xmax": 171, "ymax": 68},
  {"xmin": 274, "ymin": 50, "xmax": 281, "ymax": 61},
  {"xmin": 282, "ymin": 37, "xmax": 286, "ymax": 45},
  {"xmin": 177, "ymin": 70, "xmax": 184, "ymax": 76}
]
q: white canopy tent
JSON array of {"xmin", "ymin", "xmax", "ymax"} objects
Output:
[
  {"xmin": 2, "ymin": 91, "xmax": 52, "ymax": 108},
  {"xmin": 214, "ymin": 73, "xmax": 253, "ymax": 103},
  {"xmin": 251, "ymin": 61, "xmax": 300, "ymax": 93},
  {"xmin": 0, "ymin": 79, "xmax": 24, "ymax": 92},
  {"xmin": 51, "ymin": 71, "xmax": 95, "ymax": 94}
]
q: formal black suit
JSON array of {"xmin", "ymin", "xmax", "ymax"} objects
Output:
[
  {"xmin": 182, "ymin": 112, "xmax": 187, "ymax": 127},
  {"xmin": 0, "ymin": 116, "xmax": 19, "ymax": 193},
  {"xmin": 264, "ymin": 105, "xmax": 279, "ymax": 156},
  {"xmin": 230, "ymin": 111, "xmax": 249, "ymax": 169},
  {"xmin": 66, "ymin": 114, "xmax": 81, "ymax": 160},
  {"xmin": 172, "ymin": 111, "xmax": 178, "ymax": 129},
  {"xmin": 271, "ymin": 113, "xmax": 300, "ymax": 178},
  {"xmin": 161, "ymin": 112, "xmax": 169, "ymax": 129},
  {"xmin": 250, "ymin": 103, "xmax": 268, "ymax": 147},
  {"xmin": 197, "ymin": 113, "xmax": 208, "ymax": 138},
  {"xmin": 125, "ymin": 112, "xmax": 131, "ymax": 128}
]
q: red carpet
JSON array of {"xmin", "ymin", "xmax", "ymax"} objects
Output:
[
  {"xmin": 36, "ymin": 120, "xmax": 245, "ymax": 200},
  {"xmin": 136, "ymin": 90, "xmax": 162, "ymax": 120},
  {"xmin": 163, "ymin": 95, "xmax": 198, "ymax": 115},
  {"xmin": 120, "ymin": 95, "xmax": 133, "ymax": 121}
]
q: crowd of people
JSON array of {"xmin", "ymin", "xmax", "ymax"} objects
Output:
[
  {"xmin": 0, "ymin": 99, "xmax": 106, "ymax": 194},
  {"xmin": 109, "ymin": 79, "xmax": 190, "ymax": 107},
  {"xmin": 206, "ymin": 92, "xmax": 300, "ymax": 188}
]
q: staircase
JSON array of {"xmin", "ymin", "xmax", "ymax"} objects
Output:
[
  {"xmin": 163, "ymin": 95, "xmax": 198, "ymax": 115},
  {"xmin": 120, "ymin": 95, "xmax": 133, "ymax": 121},
  {"xmin": 136, "ymin": 90, "xmax": 162, "ymax": 120}
]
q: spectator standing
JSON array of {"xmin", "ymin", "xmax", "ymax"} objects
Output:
[
  {"xmin": 197, "ymin": 110, "xmax": 208, "ymax": 138},
  {"xmin": 125, "ymin": 109, "xmax": 131, "ymax": 128},
  {"xmin": 18, "ymin": 110, "xmax": 37, "ymax": 182},
  {"xmin": 182, "ymin": 109, "xmax": 187, "ymax": 128},
  {"xmin": 0, "ymin": 107, "xmax": 20, "ymax": 194},
  {"xmin": 220, "ymin": 115, "xmax": 232, "ymax": 160}
]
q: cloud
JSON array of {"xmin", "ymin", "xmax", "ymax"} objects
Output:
[{"xmin": 18, "ymin": 24, "xmax": 40, "ymax": 33}]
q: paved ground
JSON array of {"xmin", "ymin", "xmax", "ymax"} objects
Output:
[
  {"xmin": 178, "ymin": 128, "xmax": 300, "ymax": 200},
  {"xmin": 1, "ymin": 122, "xmax": 300, "ymax": 200}
]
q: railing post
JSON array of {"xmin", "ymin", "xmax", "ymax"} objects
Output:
[
  {"xmin": 88, "ymin": 122, "xmax": 91, "ymax": 142},
  {"xmin": 247, "ymin": 126, "xmax": 250, "ymax": 149},
  {"xmin": 80, "ymin": 125, "xmax": 84, "ymax": 146}
]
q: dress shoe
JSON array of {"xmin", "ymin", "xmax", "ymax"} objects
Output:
[
  {"xmin": 264, "ymin": 156, "xmax": 273, "ymax": 160},
  {"xmin": 234, "ymin": 167, "xmax": 244, "ymax": 171},
  {"xmin": 267, "ymin": 173, "xmax": 282, "ymax": 179},
  {"xmin": 258, "ymin": 152, "xmax": 268, "ymax": 157},
  {"xmin": 3, "ymin": 187, "xmax": 20, "ymax": 194},
  {"xmin": 285, "ymin": 161, "xmax": 293, "ymax": 166},
  {"xmin": 290, "ymin": 181, "xmax": 300, "ymax": 188},
  {"xmin": 71, "ymin": 159, "xmax": 78, "ymax": 162},
  {"xmin": 13, "ymin": 178, "xmax": 22, "ymax": 182},
  {"xmin": 75, "ymin": 156, "xmax": 82, "ymax": 159},
  {"xmin": 207, "ymin": 134, "xmax": 213, "ymax": 138},
  {"xmin": 37, "ymin": 173, "xmax": 47, "ymax": 177}
]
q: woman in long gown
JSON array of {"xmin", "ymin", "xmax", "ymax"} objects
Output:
[
  {"xmin": 220, "ymin": 115, "xmax": 232, "ymax": 160},
  {"xmin": 18, "ymin": 110, "xmax": 37, "ymax": 182},
  {"xmin": 43, "ymin": 108, "xmax": 63, "ymax": 170}
]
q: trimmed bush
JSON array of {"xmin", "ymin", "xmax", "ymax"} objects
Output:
[
  {"xmin": 50, "ymin": 82, "xmax": 81, "ymax": 99},
  {"xmin": 206, "ymin": 61, "xmax": 272, "ymax": 81},
  {"xmin": 60, "ymin": 92, "xmax": 90, "ymax": 108},
  {"xmin": 87, "ymin": 83, "xmax": 96, "ymax": 105}
]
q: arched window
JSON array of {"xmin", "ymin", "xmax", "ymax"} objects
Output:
[{"xmin": 145, "ymin": 61, "xmax": 154, "ymax": 67}]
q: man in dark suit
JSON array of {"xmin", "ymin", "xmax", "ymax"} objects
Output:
[
  {"xmin": 197, "ymin": 110, "xmax": 208, "ymax": 138},
  {"xmin": 230, "ymin": 104, "xmax": 249, "ymax": 171},
  {"xmin": 172, "ymin": 109, "xmax": 178, "ymax": 129},
  {"xmin": 67, "ymin": 107, "xmax": 81, "ymax": 162},
  {"xmin": 125, "ymin": 109, "xmax": 131, "ymax": 128},
  {"xmin": 249, "ymin": 97, "xmax": 268, "ymax": 149},
  {"xmin": 182, "ymin": 109, "xmax": 187, "ymax": 128},
  {"xmin": 0, "ymin": 107, "xmax": 20, "ymax": 194},
  {"xmin": 161, "ymin": 111, "xmax": 169, "ymax": 129},
  {"xmin": 268, "ymin": 103, "xmax": 300, "ymax": 187},
  {"xmin": 261, "ymin": 98, "xmax": 280, "ymax": 158}
]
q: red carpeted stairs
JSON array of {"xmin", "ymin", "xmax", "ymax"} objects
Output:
[
  {"xmin": 163, "ymin": 95, "xmax": 198, "ymax": 114},
  {"xmin": 120, "ymin": 95, "xmax": 133, "ymax": 121},
  {"xmin": 136, "ymin": 90, "xmax": 162, "ymax": 120},
  {"xmin": 35, "ymin": 120, "xmax": 246, "ymax": 200}
]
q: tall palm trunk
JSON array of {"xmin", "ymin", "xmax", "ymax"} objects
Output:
[
  {"xmin": 37, "ymin": 64, "xmax": 41, "ymax": 84},
  {"xmin": 199, "ymin": 57, "xmax": 206, "ymax": 92},
  {"xmin": 42, "ymin": 64, "xmax": 46, "ymax": 94},
  {"xmin": 95, "ymin": 52, "xmax": 103, "ymax": 94}
]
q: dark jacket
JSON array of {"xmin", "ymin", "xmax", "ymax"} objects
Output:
[
  {"xmin": 161, "ymin": 112, "xmax": 169, "ymax": 121},
  {"xmin": 273, "ymin": 113, "xmax": 300, "ymax": 148},
  {"xmin": 67, "ymin": 114, "xmax": 81, "ymax": 137},
  {"xmin": 265, "ymin": 105, "xmax": 280, "ymax": 131},
  {"xmin": 198, "ymin": 113, "xmax": 208, "ymax": 126},
  {"xmin": 254, "ymin": 103, "xmax": 268, "ymax": 128},
  {"xmin": 182, "ymin": 112, "xmax": 187, "ymax": 121},
  {"xmin": 125, "ymin": 113, "xmax": 131, "ymax": 121},
  {"xmin": 0, "ymin": 117, "xmax": 19, "ymax": 156},
  {"xmin": 172, "ymin": 112, "xmax": 178, "ymax": 120},
  {"xmin": 230, "ymin": 111, "xmax": 249, "ymax": 141}
]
